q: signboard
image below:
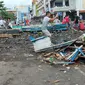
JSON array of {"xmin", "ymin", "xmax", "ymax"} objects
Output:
[{"xmin": 58, "ymin": 12, "xmax": 63, "ymax": 16}]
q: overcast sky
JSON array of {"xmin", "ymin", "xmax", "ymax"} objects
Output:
[{"xmin": 2, "ymin": 0, "xmax": 32, "ymax": 8}]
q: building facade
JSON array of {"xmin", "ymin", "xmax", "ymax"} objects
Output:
[
  {"xmin": 15, "ymin": 5, "xmax": 30, "ymax": 22},
  {"xmin": 32, "ymin": 0, "xmax": 85, "ymax": 19}
]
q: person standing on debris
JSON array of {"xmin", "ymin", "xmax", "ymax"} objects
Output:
[{"xmin": 41, "ymin": 11, "xmax": 58, "ymax": 37}]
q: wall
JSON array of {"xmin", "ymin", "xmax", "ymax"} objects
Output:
[
  {"xmin": 82, "ymin": 0, "xmax": 85, "ymax": 9},
  {"xmin": 76, "ymin": 0, "xmax": 82, "ymax": 10},
  {"xmin": 69, "ymin": 0, "xmax": 76, "ymax": 9}
]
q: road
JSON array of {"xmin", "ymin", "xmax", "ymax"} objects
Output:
[{"xmin": 0, "ymin": 37, "xmax": 85, "ymax": 85}]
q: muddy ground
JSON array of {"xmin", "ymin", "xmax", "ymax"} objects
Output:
[{"xmin": 0, "ymin": 29, "xmax": 85, "ymax": 85}]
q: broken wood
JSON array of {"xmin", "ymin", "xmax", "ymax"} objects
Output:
[
  {"xmin": 43, "ymin": 52, "xmax": 54, "ymax": 57},
  {"xmin": 51, "ymin": 80, "xmax": 60, "ymax": 84},
  {"xmin": 55, "ymin": 53, "xmax": 64, "ymax": 60},
  {"xmin": 0, "ymin": 34, "xmax": 12, "ymax": 38}
]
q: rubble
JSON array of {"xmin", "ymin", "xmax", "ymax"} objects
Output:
[
  {"xmin": 40, "ymin": 44, "xmax": 85, "ymax": 65},
  {"xmin": 33, "ymin": 31, "xmax": 85, "ymax": 65},
  {"xmin": 0, "ymin": 25, "xmax": 85, "ymax": 66}
]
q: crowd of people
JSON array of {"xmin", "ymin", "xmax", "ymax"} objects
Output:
[
  {"xmin": 41, "ymin": 11, "xmax": 85, "ymax": 44},
  {"xmin": 42, "ymin": 12, "xmax": 85, "ymax": 37},
  {"xmin": 62, "ymin": 14, "xmax": 85, "ymax": 30}
]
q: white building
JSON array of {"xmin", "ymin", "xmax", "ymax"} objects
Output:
[
  {"xmin": 15, "ymin": 5, "xmax": 30, "ymax": 22},
  {"xmin": 36, "ymin": 0, "xmax": 51, "ymax": 16},
  {"xmin": 52, "ymin": 0, "xmax": 85, "ymax": 19},
  {"xmin": 32, "ymin": 0, "xmax": 85, "ymax": 19}
]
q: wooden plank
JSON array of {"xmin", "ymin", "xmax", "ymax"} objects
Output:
[{"xmin": 0, "ymin": 34, "xmax": 12, "ymax": 38}]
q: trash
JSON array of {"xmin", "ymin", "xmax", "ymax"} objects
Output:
[
  {"xmin": 38, "ymin": 65, "xmax": 42, "ymax": 68},
  {"xmin": 51, "ymin": 80, "xmax": 60, "ymax": 83},
  {"xmin": 66, "ymin": 67, "xmax": 70, "ymax": 70},
  {"xmin": 81, "ymin": 34, "xmax": 85, "ymax": 42},
  {"xmin": 44, "ymin": 52, "xmax": 53, "ymax": 57},
  {"xmin": 29, "ymin": 54, "xmax": 34, "ymax": 57},
  {"xmin": 75, "ymin": 84, "xmax": 79, "ymax": 85},
  {"xmin": 55, "ymin": 53, "xmax": 65, "ymax": 60},
  {"xmin": 64, "ymin": 71, "xmax": 67, "ymax": 73},
  {"xmin": 38, "ymin": 68, "xmax": 43, "ymax": 71},
  {"xmin": 66, "ymin": 45, "xmax": 85, "ymax": 61},
  {"xmin": 49, "ymin": 57, "xmax": 56, "ymax": 64},
  {"xmin": 29, "ymin": 31, "xmax": 85, "ymax": 66},
  {"xmin": 45, "ymin": 79, "xmax": 60, "ymax": 84}
]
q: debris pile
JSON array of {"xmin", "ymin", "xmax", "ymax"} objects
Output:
[{"xmin": 37, "ymin": 33, "xmax": 85, "ymax": 65}]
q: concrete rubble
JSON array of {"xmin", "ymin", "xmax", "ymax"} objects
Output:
[{"xmin": 0, "ymin": 26, "xmax": 85, "ymax": 85}]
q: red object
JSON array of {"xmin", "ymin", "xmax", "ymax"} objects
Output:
[
  {"xmin": 62, "ymin": 16, "xmax": 70, "ymax": 24},
  {"xmin": 26, "ymin": 20, "xmax": 30, "ymax": 25},
  {"xmin": 79, "ymin": 22, "xmax": 85, "ymax": 30},
  {"xmin": 65, "ymin": 16, "xmax": 70, "ymax": 23},
  {"xmin": 62, "ymin": 19, "xmax": 66, "ymax": 24}
]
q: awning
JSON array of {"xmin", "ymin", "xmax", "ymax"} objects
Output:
[{"xmin": 79, "ymin": 10, "xmax": 85, "ymax": 13}]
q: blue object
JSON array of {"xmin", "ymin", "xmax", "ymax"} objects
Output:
[
  {"xmin": 68, "ymin": 46, "xmax": 85, "ymax": 61},
  {"xmin": 29, "ymin": 36, "xmax": 35, "ymax": 41},
  {"xmin": 21, "ymin": 24, "xmax": 67, "ymax": 32},
  {"xmin": 29, "ymin": 36, "xmax": 46, "ymax": 42}
]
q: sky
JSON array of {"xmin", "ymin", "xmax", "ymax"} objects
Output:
[{"xmin": 1, "ymin": 0, "xmax": 32, "ymax": 8}]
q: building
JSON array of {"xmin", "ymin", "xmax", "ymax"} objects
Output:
[
  {"xmin": 15, "ymin": 5, "xmax": 30, "ymax": 22},
  {"xmin": 51, "ymin": 0, "xmax": 85, "ymax": 19},
  {"xmin": 32, "ymin": 0, "xmax": 51, "ymax": 16},
  {"xmin": 32, "ymin": 0, "xmax": 85, "ymax": 19},
  {"xmin": 77, "ymin": 0, "xmax": 85, "ymax": 19},
  {"xmin": 32, "ymin": 0, "xmax": 37, "ymax": 16},
  {"xmin": 7, "ymin": 8, "xmax": 16, "ymax": 15},
  {"xmin": 36, "ymin": 0, "xmax": 51, "ymax": 16}
]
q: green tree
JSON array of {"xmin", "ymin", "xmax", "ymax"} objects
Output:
[
  {"xmin": 0, "ymin": 1, "xmax": 15, "ymax": 20},
  {"xmin": 0, "ymin": 1, "xmax": 6, "ymax": 17}
]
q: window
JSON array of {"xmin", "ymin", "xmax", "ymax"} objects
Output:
[
  {"xmin": 65, "ymin": 0, "xmax": 69, "ymax": 6},
  {"xmin": 55, "ymin": 2, "xmax": 63, "ymax": 7}
]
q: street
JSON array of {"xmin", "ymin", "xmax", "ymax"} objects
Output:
[
  {"xmin": 0, "ymin": 0, "xmax": 85, "ymax": 85},
  {"xmin": 0, "ymin": 37, "xmax": 85, "ymax": 85}
]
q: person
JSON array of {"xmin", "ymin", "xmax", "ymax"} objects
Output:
[
  {"xmin": 54, "ymin": 14, "xmax": 60, "ymax": 24},
  {"xmin": 65, "ymin": 15, "xmax": 70, "ymax": 27},
  {"xmin": 26, "ymin": 19, "xmax": 30, "ymax": 25},
  {"xmin": 79, "ymin": 20, "xmax": 85, "ymax": 30},
  {"xmin": 0, "ymin": 18, "xmax": 6, "ymax": 28},
  {"xmin": 41, "ymin": 11, "xmax": 57, "ymax": 37},
  {"xmin": 23, "ymin": 16, "xmax": 27, "ymax": 26},
  {"xmin": 74, "ymin": 16, "xmax": 79, "ymax": 27},
  {"xmin": 62, "ymin": 17, "xmax": 66, "ymax": 24},
  {"xmin": 80, "ymin": 14, "xmax": 83, "ymax": 20}
]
